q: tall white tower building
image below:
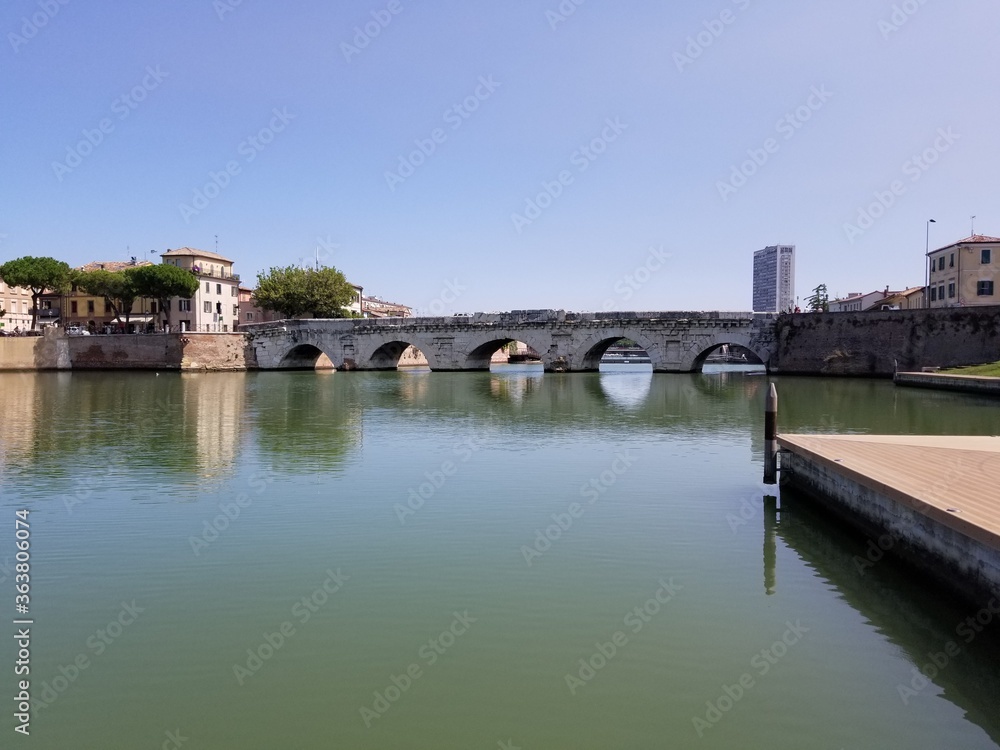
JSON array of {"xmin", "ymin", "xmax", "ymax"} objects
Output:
[{"xmin": 753, "ymin": 245, "xmax": 795, "ymax": 312}]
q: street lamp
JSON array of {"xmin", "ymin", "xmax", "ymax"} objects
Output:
[{"xmin": 925, "ymin": 219, "xmax": 936, "ymax": 308}]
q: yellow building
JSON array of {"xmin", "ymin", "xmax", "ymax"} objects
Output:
[
  {"xmin": 40, "ymin": 260, "xmax": 157, "ymax": 332},
  {"xmin": 927, "ymin": 234, "xmax": 999, "ymax": 308}
]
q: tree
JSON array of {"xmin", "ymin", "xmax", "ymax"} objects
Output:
[
  {"xmin": 253, "ymin": 265, "xmax": 356, "ymax": 319},
  {"xmin": 74, "ymin": 269, "xmax": 141, "ymax": 329},
  {"xmin": 0, "ymin": 256, "xmax": 72, "ymax": 330},
  {"xmin": 805, "ymin": 284, "xmax": 829, "ymax": 312},
  {"xmin": 128, "ymin": 264, "xmax": 200, "ymax": 330}
]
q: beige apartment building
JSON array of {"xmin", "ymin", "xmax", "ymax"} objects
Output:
[
  {"xmin": 0, "ymin": 281, "xmax": 35, "ymax": 331},
  {"xmin": 161, "ymin": 247, "xmax": 241, "ymax": 332},
  {"xmin": 927, "ymin": 235, "xmax": 999, "ymax": 308}
]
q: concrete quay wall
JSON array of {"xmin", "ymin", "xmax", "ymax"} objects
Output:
[
  {"xmin": 894, "ymin": 372, "xmax": 1000, "ymax": 396},
  {"xmin": 781, "ymin": 451, "xmax": 1000, "ymax": 607}
]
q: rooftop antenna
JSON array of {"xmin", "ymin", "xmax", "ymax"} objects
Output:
[
  {"xmin": 971, "ymin": 215, "xmax": 976, "ymax": 237},
  {"xmin": 215, "ymin": 234, "xmax": 219, "ymax": 253}
]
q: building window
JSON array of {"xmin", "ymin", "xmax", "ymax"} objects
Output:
[
  {"xmin": 87, "ymin": 300, "xmax": 95, "ymax": 314},
  {"xmin": 978, "ymin": 281, "xmax": 995, "ymax": 296},
  {"xmin": 71, "ymin": 301, "xmax": 78, "ymax": 314},
  {"xmin": 216, "ymin": 284, "xmax": 222, "ymax": 295},
  {"xmin": 216, "ymin": 302, "xmax": 222, "ymax": 314},
  {"xmin": 232, "ymin": 305, "xmax": 239, "ymax": 317},
  {"xmin": 104, "ymin": 300, "xmax": 112, "ymax": 314},
  {"xmin": 178, "ymin": 299, "xmax": 192, "ymax": 312},
  {"xmin": 983, "ymin": 248, "xmax": 992, "ymax": 264},
  {"xmin": 204, "ymin": 301, "xmax": 212, "ymax": 313},
  {"xmin": 930, "ymin": 287, "xmax": 937, "ymax": 302},
  {"xmin": 151, "ymin": 301, "xmax": 158, "ymax": 314},
  {"xmin": 949, "ymin": 253, "xmax": 954, "ymax": 268},
  {"xmin": 938, "ymin": 285, "xmax": 945, "ymax": 300},
  {"xmin": 245, "ymin": 312, "xmax": 255, "ymax": 321},
  {"xmin": 948, "ymin": 283, "xmax": 955, "ymax": 298},
  {"xmin": 205, "ymin": 282, "xmax": 210, "ymax": 293},
  {"xmin": 231, "ymin": 286, "xmax": 238, "ymax": 297}
]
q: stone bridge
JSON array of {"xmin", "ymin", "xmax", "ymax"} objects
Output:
[{"xmin": 246, "ymin": 310, "xmax": 779, "ymax": 373}]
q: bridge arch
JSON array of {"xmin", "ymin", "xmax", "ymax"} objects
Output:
[
  {"xmin": 356, "ymin": 335, "xmax": 442, "ymax": 371},
  {"xmin": 569, "ymin": 330, "xmax": 662, "ymax": 371},
  {"xmin": 463, "ymin": 331, "xmax": 551, "ymax": 370},
  {"xmin": 277, "ymin": 343, "xmax": 336, "ymax": 370},
  {"xmin": 686, "ymin": 333, "xmax": 769, "ymax": 372}
]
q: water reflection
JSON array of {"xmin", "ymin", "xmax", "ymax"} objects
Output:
[
  {"xmin": 250, "ymin": 372, "xmax": 363, "ymax": 473},
  {"xmin": 183, "ymin": 373, "xmax": 246, "ymax": 478},
  {"xmin": 597, "ymin": 369, "xmax": 653, "ymax": 410},
  {"xmin": 763, "ymin": 495, "xmax": 778, "ymax": 595},
  {"xmin": 773, "ymin": 487, "xmax": 1000, "ymax": 745},
  {"xmin": 2, "ymin": 369, "xmax": 996, "ymax": 488}
]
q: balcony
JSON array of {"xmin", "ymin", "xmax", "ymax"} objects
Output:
[
  {"xmin": 37, "ymin": 308, "xmax": 61, "ymax": 318},
  {"xmin": 189, "ymin": 265, "xmax": 240, "ymax": 282}
]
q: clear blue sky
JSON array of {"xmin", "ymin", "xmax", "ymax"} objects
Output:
[{"xmin": 2, "ymin": 0, "xmax": 997, "ymax": 312}]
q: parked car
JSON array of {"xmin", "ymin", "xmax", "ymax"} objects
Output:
[{"xmin": 66, "ymin": 326, "xmax": 90, "ymax": 336}]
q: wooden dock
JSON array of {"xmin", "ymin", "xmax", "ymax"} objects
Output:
[{"xmin": 777, "ymin": 433, "xmax": 1000, "ymax": 604}]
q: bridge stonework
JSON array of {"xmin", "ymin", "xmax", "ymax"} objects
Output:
[{"xmin": 246, "ymin": 311, "xmax": 779, "ymax": 373}]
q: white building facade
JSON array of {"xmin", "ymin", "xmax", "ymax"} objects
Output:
[
  {"xmin": 752, "ymin": 245, "xmax": 796, "ymax": 313},
  {"xmin": 161, "ymin": 247, "xmax": 240, "ymax": 332}
]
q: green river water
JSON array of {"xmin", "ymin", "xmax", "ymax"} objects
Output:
[{"xmin": 0, "ymin": 365, "xmax": 998, "ymax": 749}]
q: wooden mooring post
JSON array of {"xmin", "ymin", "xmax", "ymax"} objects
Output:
[{"xmin": 763, "ymin": 383, "xmax": 778, "ymax": 484}]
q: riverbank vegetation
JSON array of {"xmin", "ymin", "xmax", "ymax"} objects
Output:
[{"xmin": 941, "ymin": 361, "xmax": 1000, "ymax": 377}]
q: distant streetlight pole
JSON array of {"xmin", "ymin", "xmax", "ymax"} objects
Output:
[{"xmin": 925, "ymin": 219, "xmax": 936, "ymax": 308}]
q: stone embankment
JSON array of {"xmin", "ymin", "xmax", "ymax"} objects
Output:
[
  {"xmin": 772, "ymin": 305, "xmax": 1000, "ymax": 376},
  {"xmin": 0, "ymin": 331, "xmax": 254, "ymax": 372}
]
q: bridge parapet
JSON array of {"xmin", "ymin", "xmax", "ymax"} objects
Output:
[{"xmin": 245, "ymin": 310, "xmax": 771, "ymax": 331}]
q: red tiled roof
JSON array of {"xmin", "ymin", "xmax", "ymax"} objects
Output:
[
  {"xmin": 162, "ymin": 247, "xmax": 234, "ymax": 263},
  {"xmin": 930, "ymin": 234, "xmax": 1000, "ymax": 254}
]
